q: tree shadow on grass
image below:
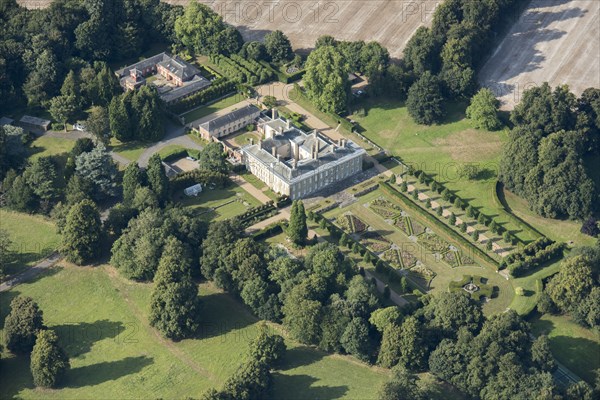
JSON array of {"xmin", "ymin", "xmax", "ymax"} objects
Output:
[
  {"xmin": 52, "ymin": 320, "xmax": 125, "ymax": 357},
  {"xmin": 280, "ymin": 346, "xmax": 325, "ymax": 370},
  {"xmin": 0, "ymin": 352, "xmax": 35, "ymax": 398},
  {"xmin": 195, "ymin": 292, "xmax": 256, "ymax": 340},
  {"xmin": 270, "ymin": 372, "xmax": 349, "ymax": 400},
  {"xmin": 0, "ymin": 290, "xmax": 21, "ymax": 328},
  {"xmin": 66, "ymin": 356, "xmax": 154, "ymax": 388}
]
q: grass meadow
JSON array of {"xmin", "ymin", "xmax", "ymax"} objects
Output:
[
  {"xmin": 0, "ymin": 210, "xmax": 60, "ymax": 277},
  {"xmin": 531, "ymin": 313, "xmax": 600, "ymax": 384},
  {"xmin": 0, "ymin": 265, "xmax": 390, "ymax": 399}
]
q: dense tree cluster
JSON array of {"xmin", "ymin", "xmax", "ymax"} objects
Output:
[
  {"xmin": 109, "ymin": 86, "xmax": 164, "ymax": 142},
  {"xmin": 174, "ymin": 0, "xmax": 241, "ymax": 56},
  {"xmin": 0, "ymin": 0, "xmax": 180, "ymax": 111},
  {"xmin": 304, "ymin": 38, "xmax": 389, "ymax": 114},
  {"xmin": 149, "ymin": 236, "xmax": 200, "ymax": 340},
  {"xmin": 541, "ymin": 242, "xmax": 600, "ymax": 329},
  {"xmin": 111, "ymin": 207, "xmax": 205, "ymax": 281},
  {"xmin": 500, "ymin": 85, "xmax": 599, "ymax": 220}
]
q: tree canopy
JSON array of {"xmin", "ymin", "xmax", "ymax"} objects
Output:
[{"xmin": 303, "ymin": 45, "xmax": 350, "ymax": 114}]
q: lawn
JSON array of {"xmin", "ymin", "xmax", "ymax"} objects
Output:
[
  {"xmin": 349, "ymin": 97, "xmax": 544, "ymax": 246},
  {"xmin": 502, "ymin": 188, "xmax": 596, "ymax": 248},
  {"xmin": 180, "ymin": 93, "xmax": 246, "ymax": 124},
  {"xmin": 110, "ymin": 139, "xmax": 148, "ymax": 162},
  {"xmin": 28, "ymin": 135, "xmax": 77, "ymax": 161},
  {"xmin": 0, "ymin": 210, "xmax": 60, "ymax": 278},
  {"xmin": 174, "ymin": 184, "xmax": 261, "ymax": 221},
  {"xmin": 509, "ymin": 259, "xmax": 562, "ymax": 316},
  {"xmin": 530, "ymin": 313, "xmax": 600, "ymax": 384},
  {"xmin": 157, "ymin": 144, "xmax": 187, "ymax": 159},
  {"xmin": 0, "ymin": 265, "xmax": 391, "ymax": 399}
]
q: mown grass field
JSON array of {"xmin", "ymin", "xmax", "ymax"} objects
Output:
[
  {"xmin": 0, "ymin": 265, "xmax": 391, "ymax": 399},
  {"xmin": 173, "ymin": 184, "xmax": 261, "ymax": 221},
  {"xmin": 180, "ymin": 93, "xmax": 246, "ymax": 124},
  {"xmin": 28, "ymin": 136, "xmax": 77, "ymax": 161},
  {"xmin": 0, "ymin": 210, "xmax": 60, "ymax": 277},
  {"xmin": 350, "ymin": 98, "xmax": 547, "ymax": 244},
  {"xmin": 110, "ymin": 139, "xmax": 147, "ymax": 162},
  {"xmin": 530, "ymin": 313, "xmax": 600, "ymax": 384}
]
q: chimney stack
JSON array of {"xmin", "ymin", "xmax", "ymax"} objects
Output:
[
  {"xmin": 272, "ymin": 145, "xmax": 277, "ymax": 157},
  {"xmin": 292, "ymin": 158, "xmax": 297, "ymax": 169},
  {"xmin": 277, "ymin": 154, "xmax": 281, "ymax": 163},
  {"xmin": 271, "ymin": 108, "xmax": 278, "ymax": 120},
  {"xmin": 250, "ymin": 138, "xmax": 254, "ymax": 145},
  {"xmin": 286, "ymin": 119, "xmax": 290, "ymax": 129},
  {"xmin": 278, "ymin": 126, "xmax": 283, "ymax": 135}
]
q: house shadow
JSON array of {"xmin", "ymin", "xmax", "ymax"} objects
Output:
[
  {"xmin": 65, "ymin": 356, "xmax": 154, "ymax": 388},
  {"xmin": 52, "ymin": 320, "xmax": 125, "ymax": 357}
]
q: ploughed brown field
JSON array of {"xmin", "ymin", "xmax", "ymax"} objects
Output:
[
  {"xmin": 17, "ymin": 0, "xmax": 436, "ymax": 59},
  {"xmin": 479, "ymin": 0, "xmax": 600, "ymax": 110}
]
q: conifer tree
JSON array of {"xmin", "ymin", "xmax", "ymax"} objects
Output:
[
  {"xmin": 61, "ymin": 199, "xmax": 101, "ymax": 265},
  {"xmin": 30, "ymin": 330, "xmax": 69, "ymax": 388},
  {"xmin": 287, "ymin": 200, "xmax": 308, "ymax": 246}
]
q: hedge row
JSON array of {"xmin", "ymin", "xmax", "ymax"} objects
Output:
[
  {"xmin": 235, "ymin": 203, "xmax": 277, "ymax": 228},
  {"xmin": 500, "ymin": 237, "xmax": 554, "ymax": 268},
  {"xmin": 251, "ymin": 222, "xmax": 284, "ymax": 241},
  {"xmin": 169, "ymin": 78, "xmax": 236, "ymax": 114},
  {"xmin": 170, "ymin": 169, "xmax": 230, "ymax": 193},
  {"xmin": 211, "ymin": 55, "xmax": 272, "ymax": 85},
  {"xmin": 506, "ymin": 242, "xmax": 565, "ymax": 277},
  {"xmin": 161, "ymin": 148, "xmax": 201, "ymax": 163},
  {"xmin": 259, "ymin": 61, "xmax": 305, "ymax": 84},
  {"xmin": 379, "ymin": 181, "xmax": 500, "ymax": 270}
]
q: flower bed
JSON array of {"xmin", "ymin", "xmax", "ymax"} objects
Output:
[
  {"xmin": 418, "ymin": 233, "xmax": 450, "ymax": 253},
  {"xmin": 461, "ymin": 254, "xmax": 475, "ymax": 266},
  {"xmin": 382, "ymin": 249, "xmax": 402, "ymax": 268},
  {"xmin": 361, "ymin": 231, "xmax": 391, "ymax": 252},
  {"xmin": 443, "ymin": 250, "xmax": 460, "ymax": 267},
  {"xmin": 410, "ymin": 219, "xmax": 426, "ymax": 236},
  {"xmin": 393, "ymin": 217, "xmax": 410, "ymax": 235},
  {"xmin": 372, "ymin": 198, "xmax": 402, "ymax": 211},
  {"xmin": 400, "ymin": 250, "xmax": 418, "ymax": 268},
  {"xmin": 370, "ymin": 205, "xmax": 398, "ymax": 219},
  {"xmin": 336, "ymin": 213, "xmax": 368, "ymax": 233}
]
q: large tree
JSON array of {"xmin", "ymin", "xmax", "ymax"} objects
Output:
[
  {"xmin": 174, "ymin": 0, "xmax": 239, "ymax": 55},
  {"xmin": 4, "ymin": 296, "xmax": 44, "ymax": 354},
  {"xmin": 75, "ymin": 144, "xmax": 119, "ymax": 200},
  {"xmin": 287, "ymin": 200, "xmax": 308, "ymax": 246},
  {"xmin": 406, "ymin": 71, "xmax": 445, "ymax": 125},
  {"xmin": 61, "ymin": 199, "xmax": 102, "ymax": 265},
  {"xmin": 466, "ymin": 88, "xmax": 502, "ymax": 130},
  {"xmin": 85, "ymin": 105, "xmax": 110, "ymax": 144},
  {"xmin": 122, "ymin": 162, "xmax": 147, "ymax": 207},
  {"xmin": 23, "ymin": 156, "xmax": 59, "ymax": 204},
  {"xmin": 0, "ymin": 125, "xmax": 27, "ymax": 180},
  {"xmin": 545, "ymin": 255, "xmax": 595, "ymax": 313},
  {"xmin": 198, "ymin": 142, "xmax": 228, "ymax": 174},
  {"xmin": 146, "ymin": 154, "xmax": 170, "ymax": 205},
  {"xmin": 49, "ymin": 95, "xmax": 78, "ymax": 131},
  {"xmin": 30, "ymin": 329, "xmax": 70, "ymax": 388},
  {"xmin": 303, "ymin": 45, "xmax": 350, "ymax": 114},
  {"xmin": 149, "ymin": 236, "xmax": 200, "ymax": 340},
  {"xmin": 264, "ymin": 30, "xmax": 292, "ymax": 63}
]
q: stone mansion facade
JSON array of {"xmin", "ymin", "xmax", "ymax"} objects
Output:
[{"xmin": 240, "ymin": 112, "xmax": 365, "ymax": 199}]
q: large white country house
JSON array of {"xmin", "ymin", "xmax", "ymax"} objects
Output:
[{"xmin": 239, "ymin": 112, "xmax": 365, "ymax": 199}]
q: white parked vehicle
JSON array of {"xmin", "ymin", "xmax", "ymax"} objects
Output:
[{"xmin": 73, "ymin": 123, "xmax": 86, "ymax": 131}]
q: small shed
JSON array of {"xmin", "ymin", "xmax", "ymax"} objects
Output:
[
  {"xmin": 18, "ymin": 115, "xmax": 51, "ymax": 132},
  {"xmin": 184, "ymin": 184, "xmax": 203, "ymax": 197}
]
